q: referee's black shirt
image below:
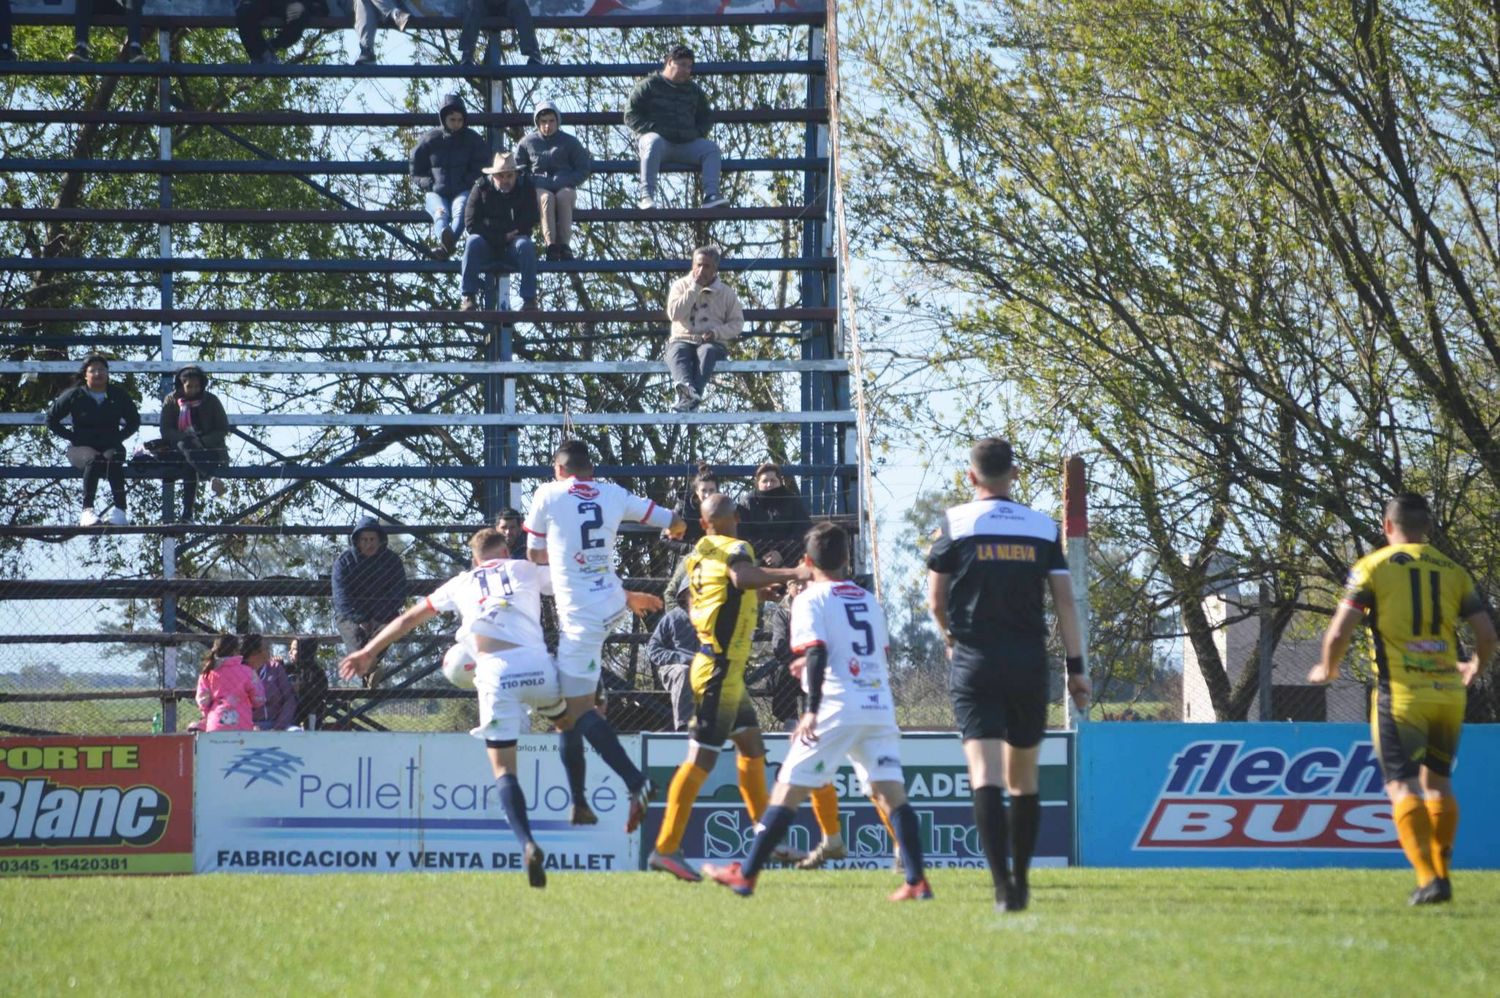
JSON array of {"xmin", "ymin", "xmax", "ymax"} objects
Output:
[{"xmin": 926, "ymin": 497, "xmax": 1070, "ymax": 647}]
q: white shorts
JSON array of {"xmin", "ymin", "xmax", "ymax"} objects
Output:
[
  {"xmin": 777, "ymin": 722, "xmax": 904, "ymax": 789},
  {"xmin": 554, "ymin": 604, "xmax": 630, "ymax": 699},
  {"xmin": 468, "ymin": 645, "xmax": 566, "ymax": 742}
]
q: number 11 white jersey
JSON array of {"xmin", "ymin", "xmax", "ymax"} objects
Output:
[
  {"xmin": 524, "ymin": 477, "xmax": 674, "ymax": 617},
  {"xmin": 790, "ymin": 580, "xmax": 896, "ymax": 726},
  {"xmin": 424, "ymin": 558, "xmax": 552, "ymax": 649}
]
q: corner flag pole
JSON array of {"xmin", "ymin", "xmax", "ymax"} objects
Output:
[{"xmin": 1063, "ymin": 455, "xmax": 1091, "ymax": 727}]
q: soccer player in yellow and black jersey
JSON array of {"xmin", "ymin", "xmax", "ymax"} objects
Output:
[
  {"xmin": 1310, "ymin": 494, "xmax": 1495, "ymax": 905},
  {"xmin": 647, "ymin": 493, "xmax": 811, "ymax": 882}
]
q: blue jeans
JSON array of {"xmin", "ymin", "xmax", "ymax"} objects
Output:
[
  {"xmin": 637, "ymin": 134, "xmax": 722, "ymax": 199},
  {"xmin": 425, "ymin": 191, "xmax": 469, "ymax": 243},
  {"xmin": 461, "ymin": 234, "xmax": 537, "ymax": 305},
  {"xmin": 665, "ymin": 339, "xmax": 728, "ymax": 396},
  {"xmin": 459, "ymin": 0, "xmax": 540, "ymax": 62}
]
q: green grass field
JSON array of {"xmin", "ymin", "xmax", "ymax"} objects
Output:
[{"xmin": 3, "ymin": 868, "xmax": 1495, "ymax": 996}]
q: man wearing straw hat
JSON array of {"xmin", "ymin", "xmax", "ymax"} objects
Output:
[{"xmin": 460, "ymin": 150, "xmax": 539, "ymax": 313}]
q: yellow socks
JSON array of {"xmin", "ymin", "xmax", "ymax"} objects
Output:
[
  {"xmin": 1425, "ymin": 795, "xmax": 1458, "ymax": 880},
  {"xmin": 737, "ymin": 754, "xmax": 769, "ymax": 824},
  {"xmin": 654, "ymin": 762, "xmax": 710, "ymax": 854},
  {"xmin": 1392, "ymin": 795, "xmax": 1438, "ymax": 885},
  {"xmin": 811, "ymin": 784, "xmax": 842, "ymax": 837}
]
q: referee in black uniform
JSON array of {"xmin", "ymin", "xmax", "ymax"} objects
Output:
[{"xmin": 927, "ymin": 438, "xmax": 1089, "ymax": 911}]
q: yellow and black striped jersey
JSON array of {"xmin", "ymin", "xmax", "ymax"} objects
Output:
[
  {"xmin": 1343, "ymin": 543, "xmax": 1486, "ymax": 696},
  {"xmin": 685, "ymin": 533, "xmax": 759, "ymax": 664}
]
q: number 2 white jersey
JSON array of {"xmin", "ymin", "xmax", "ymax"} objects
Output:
[
  {"xmin": 523, "ymin": 477, "xmax": 674, "ymax": 617},
  {"xmin": 424, "ymin": 558, "xmax": 552, "ymax": 649},
  {"xmin": 790, "ymin": 580, "xmax": 896, "ymax": 726}
]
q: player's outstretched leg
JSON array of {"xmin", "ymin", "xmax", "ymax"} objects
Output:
[
  {"xmin": 558, "ymin": 726, "xmax": 596, "ymax": 825},
  {"xmin": 494, "ymin": 768, "xmax": 546, "ymax": 889},
  {"xmin": 649, "ymin": 754, "xmax": 713, "ymax": 882},
  {"xmin": 572, "ymin": 711, "xmax": 653, "ymax": 830},
  {"xmin": 705, "ymin": 803, "xmax": 797, "ymax": 897},
  {"xmin": 886, "ymin": 801, "xmax": 933, "ymax": 901},
  {"xmin": 1424, "ymin": 792, "xmax": 1457, "ymax": 902}
]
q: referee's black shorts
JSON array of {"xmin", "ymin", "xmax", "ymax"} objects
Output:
[{"xmin": 948, "ymin": 637, "xmax": 1049, "ymax": 748}]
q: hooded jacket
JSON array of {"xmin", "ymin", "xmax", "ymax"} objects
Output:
[
  {"xmin": 514, "ymin": 101, "xmax": 593, "ymax": 193},
  {"xmin": 410, "ymin": 94, "xmax": 492, "ymax": 201},
  {"xmin": 624, "ymin": 71, "xmax": 713, "ymax": 144},
  {"xmin": 737, "ymin": 482, "xmax": 812, "ymax": 557},
  {"xmin": 160, "ymin": 365, "xmax": 230, "ymax": 462},
  {"xmin": 330, "ymin": 517, "xmax": 408, "ymax": 624},
  {"xmin": 464, "ymin": 171, "xmax": 540, "ymax": 247},
  {"xmin": 46, "ymin": 380, "xmax": 141, "ymax": 453}
]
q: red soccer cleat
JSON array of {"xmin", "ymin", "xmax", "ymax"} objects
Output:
[
  {"xmin": 889, "ymin": 878, "xmax": 934, "ymax": 901},
  {"xmin": 625, "ymin": 779, "xmax": 654, "ymax": 833},
  {"xmin": 703, "ymin": 862, "xmax": 758, "ymax": 897}
]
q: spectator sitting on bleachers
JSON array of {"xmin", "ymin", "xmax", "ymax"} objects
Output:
[
  {"xmin": 234, "ymin": 0, "xmax": 326, "ymax": 66},
  {"xmin": 243, "ymin": 633, "xmax": 296, "ymax": 730},
  {"xmin": 68, "ymin": 0, "xmax": 147, "ymax": 63},
  {"xmin": 331, "ymin": 517, "xmax": 408, "ymax": 687},
  {"xmin": 625, "ymin": 43, "xmax": 725, "ymax": 210},
  {"xmin": 195, "ymin": 634, "xmax": 265, "ymax": 732},
  {"xmin": 459, "ymin": 0, "xmax": 541, "ymax": 67},
  {"xmin": 352, "ymin": 0, "xmax": 411, "ymax": 65},
  {"xmin": 286, "ymin": 636, "xmax": 328, "ymax": 729},
  {"xmin": 646, "ymin": 575, "xmax": 696, "ymax": 732},
  {"xmin": 159, "ymin": 365, "xmax": 229, "ymax": 523},
  {"xmin": 410, "ymin": 93, "xmax": 490, "ymax": 260},
  {"xmin": 460, "ymin": 151, "xmax": 539, "ymax": 313},
  {"xmin": 46, "ymin": 354, "xmax": 140, "ymax": 527},
  {"xmin": 664, "ymin": 245, "xmax": 742, "ymax": 412},
  {"xmin": 1, "ymin": 1, "xmax": 16, "ymax": 62},
  {"xmin": 515, "ymin": 101, "xmax": 591, "ymax": 262},
  {"xmin": 665, "ymin": 464, "xmax": 719, "ymax": 546},
  {"xmin": 737, "ymin": 462, "xmax": 811, "ymax": 567}
]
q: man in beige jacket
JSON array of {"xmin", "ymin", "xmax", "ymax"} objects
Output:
[{"xmin": 665, "ymin": 245, "xmax": 744, "ymax": 412}]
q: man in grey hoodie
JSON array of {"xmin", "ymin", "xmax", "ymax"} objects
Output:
[
  {"xmin": 410, "ymin": 94, "xmax": 491, "ymax": 259},
  {"xmin": 624, "ymin": 43, "xmax": 726, "ymax": 210},
  {"xmin": 514, "ymin": 101, "xmax": 592, "ymax": 262}
]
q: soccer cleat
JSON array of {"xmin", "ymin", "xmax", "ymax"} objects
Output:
[
  {"xmin": 79, "ymin": 509, "xmax": 101, "ymax": 527},
  {"xmin": 701, "ymin": 193, "xmax": 729, "ymax": 209},
  {"xmin": 997, "ymin": 880, "xmax": 1029, "ymax": 912},
  {"xmin": 771, "ymin": 843, "xmax": 807, "ymax": 866},
  {"xmin": 796, "ymin": 835, "xmax": 848, "ymax": 870},
  {"xmin": 703, "ymin": 861, "xmax": 756, "ymax": 897},
  {"xmin": 570, "ymin": 801, "xmax": 598, "ymax": 826},
  {"xmin": 1409, "ymin": 880, "xmax": 1446, "ymax": 906},
  {"xmin": 647, "ymin": 849, "xmax": 702, "ymax": 883},
  {"xmin": 625, "ymin": 778, "xmax": 654, "ymax": 833},
  {"xmin": 1432, "ymin": 877, "xmax": 1453, "ymax": 902},
  {"xmin": 108, "ymin": 507, "xmax": 128, "ymax": 526},
  {"xmin": 889, "ymin": 878, "xmax": 934, "ymax": 901},
  {"xmin": 523, "ymin": 841, "xmax": 546, "ymax": 889}
]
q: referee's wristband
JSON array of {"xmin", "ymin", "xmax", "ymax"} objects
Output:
[{"xmin": 1065, "ymin": 655, "xmax": 1085, "ymax": 676}]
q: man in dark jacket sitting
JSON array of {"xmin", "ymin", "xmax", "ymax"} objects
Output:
[
  {"xmin": 159, "ymin": 365, "xmax": 230, "ymax": 523},
  {"xmin": 331, "ymin": 518, "xmax": 408, "ymax": 687},
  {"xmin": 624, "ymin": 43, "xmax": 725, "ymax": 210},
  {"xmin": 460, "ymin": 151, "xmax": 540, "ymax": 313},
  {"xmin": 737, "ymin": 462, "xmax": 812, "ymax": 567},
  {"xmin": 410, "ymin": 93, "xmax": 491, "ymax": 259},
  {"xmin": 46, "ymin": 354, "xmax": 140, "ymax": 526}
]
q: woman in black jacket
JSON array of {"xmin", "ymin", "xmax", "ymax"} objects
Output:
[
  {"xmin": 160, "ymin": 365, "xmax": 230, "ymax": 522},
  {"xmin": 46, "ymin": 354, "xmax": 141, "ymax": 526}
]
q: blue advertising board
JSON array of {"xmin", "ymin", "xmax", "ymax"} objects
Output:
[{"xmin": 1076, "ymin": 723, "xmax": 1500, "ymax": 868}]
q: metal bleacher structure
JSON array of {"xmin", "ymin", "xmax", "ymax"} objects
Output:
[{"xmin": 0, "ymin": 0, "xmax": 864, "ymax": 735}]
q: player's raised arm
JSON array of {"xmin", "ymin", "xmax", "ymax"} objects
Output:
[
  {"xmin": 338, "ymin": 601, "xmax": 438, "ymax": 680},
  {"xmin": 727, "ymin": 559, "xmax": 810, "ymax": 591}
]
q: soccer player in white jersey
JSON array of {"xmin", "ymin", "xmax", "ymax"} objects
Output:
[
  {"xmin": 525, "ymin": 440, "xmax": 687, "ymax": 831},
  {"xmin": 339, "ymin": 528, "xmax": 566, "ymax": 889},
  {"xmin": 703, "ymin": 523, "xmax": 933, "ymax": 900}
]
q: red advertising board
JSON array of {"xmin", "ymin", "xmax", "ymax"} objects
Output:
[{"xmin": 0, "ymin": 736, "xmax": 194, "ymax": 876}]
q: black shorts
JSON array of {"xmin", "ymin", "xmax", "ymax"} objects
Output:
[
  {"xmin": 689, "ymin": 651, "xmax": 760, "ymax": 746},
  {"xmin": 949, "ymin": 640, "xmax": 1049, "ymax": 748}
]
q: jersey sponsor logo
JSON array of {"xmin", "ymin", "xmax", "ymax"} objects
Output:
[
  {"xmin": 1135, "ymin": 741, "xmax": 1394, "ymax": 850},
  {"xmin": 567, "ymin": 483, "xmax": 600, "ymax": 500},
  {"xmin": 0, "ymin": 778, "xmax": 171, "ymax": 847},
  {"xmin": 832, "ymin": 583, "xmax": 865, "ymax": 599},
  {"xmin": 974, "ymin": 542, "xmax": 1036, "ymax": 562},
  {"xmin": 848, "ymin": 658, "xmax": 861, "ymax": 677}
]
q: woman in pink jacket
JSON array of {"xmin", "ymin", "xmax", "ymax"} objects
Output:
[{"xmin": 195, "ymin": 634, "xmax": 265, "ymax": 731}]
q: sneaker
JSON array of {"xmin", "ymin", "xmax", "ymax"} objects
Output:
[
  {"xmin": 771, "ymin": 843, "xmax": 807, "ymax": 866},
  {"xmin": 796, "ymin": 835, "xmax": 848, "ymax": 870},
  {"xmin": 670, "ymin": 383, "xmax": 701, "ymax": 413},
  {"xmin": 390, "ymin": 8, "xmax": 411, "ymax": 30},
  {"xmin": 432, "ymin": 242, "xmax": 450, "ymax": 261},
  {"xmin": 459, "ymin": 296, "xmax": 478, "ymax": 312},
  {"xmin": 107, "ymin": 507, "xmax": 128, "ymax": 526},
  {"xmin": 526, "ymin": 54, "xmax": 545, "ymax": 66},
  {"xmin": 570, "ymin": 801, "xmax": 598, "ymax": 826},
  {"xmin": 66, "ymin": 44, "xmax": 90, "ymax": 63},
  {"xmin": 625, "ymin": 778, "xmax": 654, "ymax": 833},
  {"xmin": 1409, "ymin": 880, "xmax": 1446, "ymax": 906},
  {"xmin": 121, "ymin": 43, "xmax": 148, "ymax": 64},
  {"xmin": 544, "ymin": 244, "xmax": 561, "ymax": 262},
  {"xmin": 354, "ymin": 50, "xmax": 376, "ymax": 66},
  {"xmin": 637, "ymin": 194, "xmax": 658, "ymax": 210},
  {"xmin": 647, "ymin": 849, "xmax": 702, "ymax": 883},
  {"xmin": 889, "ymin": 878, "xmax": 934, "ymax": 901},
  {"xmin": 210, "ymin": 478, "xmax": 227, "ymax": 497},
  {"xmin": 440, "ymin": 227, "xmax": 458, "ymax": 254},
  {"xmin": 558, "ymin": 244, "xmax": 575, "ymax": 262},
  {"xmin": 79, "ymin": 508, "xmax": 101, "ymax": 527},
  {"xmin": 523, "ymin": 841, "xmax": 546, "ymax": 889},
  {"xmin": 701, "ymin": 193, "xmax": 729, "ymax": 209},
  {"xmin": 703, "ymin": 861, "xmax": 756, "ymax": 897}
]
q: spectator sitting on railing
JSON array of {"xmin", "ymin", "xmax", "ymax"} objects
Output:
[
  {"xmin": 68, "ymin": 0, "xmax": 148, "ymax": 63},
  {"xmin": 0, "ymin": 1, "xmax": 16, "ymax": 62},
  {"xmin": 241, "ymin": 633, "xmax": 296, "ymax": 730},
  {"xmin": 625, "ymin": 43, "xmax": 726, "ymax": 210},
  {"xmin": 460, "ymin": 151, "xmax": 539, "ymax": 313},
  {"xmin": 646, "ymin": 575, "xmax": 696, "ymax": 732},
  {"xmin": 159, "ymin": 365, "xmax": 229, "ymax": 523},
  {"xmin": 331, "ymin": 517, "xmax": 409, "ymax": 687},
  {"xmin": 287, "ymin": 636, "xmax": 328, "ymax": 729},
  {"xmin": 411, "ymin": 93, "xmax": 489, "ymax": 260},
  {"xmin": 664, "ymin": 245, "xmax": 742, "ymax": 412},
  {"xmin": 46, "ymin": 354, "xmax": 140, "ymax": 527},
  {"xmin": 234, "ymin": 0, "xmax": 327, "ymax": 66},
  {"xmin": 515, "ymin": 101, "xmax": 591, "ymax": 263},
  {"xmin": 737, "ymin": 462, "xmax": 811, "ymax": 567},
  {"xmin": 458, "ymin": 0, "xmax": 541, "ymax": 68},
  {"xmin": 195, "ymin": 634, "xmax": 265, "ymax": 732},
  {"xmin": 352, "ymin": 0, "xmax": 412, "ymax": 65}
]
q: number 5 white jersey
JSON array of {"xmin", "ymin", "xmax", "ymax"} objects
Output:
[
  {"xmin": 790, "ymin": 580, "xmax": 896, "ymax": 726},
  {"xmin": 524, "ymin": 477, "xmax": 674, "ymax": 617},
  {"xmin": 424, "ymin": 558, "xmax": 552, "ymax": 649}
]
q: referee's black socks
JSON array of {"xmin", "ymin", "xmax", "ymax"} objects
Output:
[
  {"xmin": 972, "ymin": 785, "xmax": 1011, "ymax": 897},
  {"xmin": 1010, "ymin": 793, "xmax": 1041, "ymax": 889}
]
